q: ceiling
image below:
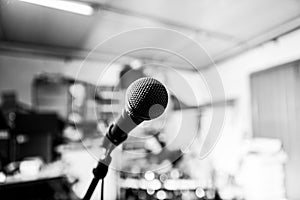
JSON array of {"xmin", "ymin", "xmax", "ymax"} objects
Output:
[{"xmin": 1, "ymin": 0, "xmax": 300, "ymax": 70}]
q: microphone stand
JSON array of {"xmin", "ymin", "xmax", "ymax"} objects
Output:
[
  {"xmin": 82, "ymin": 124, "xmax": 126, "ymax": 200},
  {"xmin": 82, "ymin": 155, "xmax": 111, "ymax": 200},
  {"xmin": 82, "ymin": 113, "xmax": 138, "ymax": 200}
]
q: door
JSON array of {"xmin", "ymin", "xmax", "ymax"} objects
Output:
[{"xmin": 251, "ymin": 60, "xmax": 300, "ymax": 200}]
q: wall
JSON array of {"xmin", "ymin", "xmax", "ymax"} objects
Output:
[
  {"xmin": 209, "ymin": 28, "xmax": 300, "ymax": 138},
  {"xmin": 160, "ymin": 28, "xmax": 300, "ymax": 166},
  {"xmin": 205, "ymin": 28, "xmax": 300, "ymax": 200},
  {"xmin": 0, "ymin": 53, "xmax": 121, "ymax": 106}
]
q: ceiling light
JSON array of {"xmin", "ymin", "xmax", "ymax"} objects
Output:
[{"xmin": 19, "ymin": 0, "xmax": 94, "ymax": 16}]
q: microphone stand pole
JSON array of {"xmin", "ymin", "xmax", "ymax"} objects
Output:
[
  {"xmin": 82, "ymin": 155, "xmax": 112, "ymax": 200},
  {"xmin": 82, "ymin": 121, "xmax": 130, "ymax": 200}
]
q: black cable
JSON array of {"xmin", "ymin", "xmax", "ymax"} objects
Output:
[{"xmin": 101, "ymin": 179, "xmax": 104, "ymax": 200}]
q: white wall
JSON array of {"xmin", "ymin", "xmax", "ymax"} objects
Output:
[
  {"xmin": 0, "ymin": 54, "xmax": 121, "ymax": 105},
  {"xmin": 209, "ymin": 28, "xmax": 300, "ymax": 138},
  {"xmin": 159, "ymin": 29, "xmax": 300, "ymax": 164},
  {"xmin": 205, "ymin": 28, "xmax": 300, "ymax": 200}
]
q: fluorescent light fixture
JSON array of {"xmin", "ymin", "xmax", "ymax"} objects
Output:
[{"xmin": 19, "ymin": 0, "xmax": 94, "ymax": 16}]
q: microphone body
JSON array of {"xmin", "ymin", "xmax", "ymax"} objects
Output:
[{"xmin": 100, "ymin": 77, "xmax": 168, "ymax": 158}]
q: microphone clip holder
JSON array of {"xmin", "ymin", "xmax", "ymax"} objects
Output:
[{"xmin": 93, "ymin": 155, "xmax": 112, "ymax": 179}]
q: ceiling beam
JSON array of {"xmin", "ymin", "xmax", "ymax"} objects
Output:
[
  {"xmin": 0, "ymin": 40, "xmax": 196, "ymax": 71},
  {"xmin": 200, "ymin": 15, "xmax": 300, "ymax": 70}
]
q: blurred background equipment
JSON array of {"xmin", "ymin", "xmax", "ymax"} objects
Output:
[
  {"xmin": 14, "ymin": 112, "xmax": 61, "ymax": 163},
  {"xmin": 0, "ymin": 176, "xmax": 79, "ymax": 200},
  {"xmin": 237, "ymin": 138, "xmax": 287, "ymax": 200}
]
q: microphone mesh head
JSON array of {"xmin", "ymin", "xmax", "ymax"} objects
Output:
[{"xmin": 125, "ymin": 77, "xmax": 168, "ymax": 121}]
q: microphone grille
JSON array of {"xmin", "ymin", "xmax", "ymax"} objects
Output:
[{"xmin": 126, "ymin": 77, "xmax": 168, "ymax": 121}]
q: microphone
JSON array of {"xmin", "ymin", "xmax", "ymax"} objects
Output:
[
  {"xmin": 101, "ymin": 77, "xmax": 169, "ymax": 158},
  {"xmin": 83, "ymin": 77, "xmax": 168, "ymax": 200}
]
